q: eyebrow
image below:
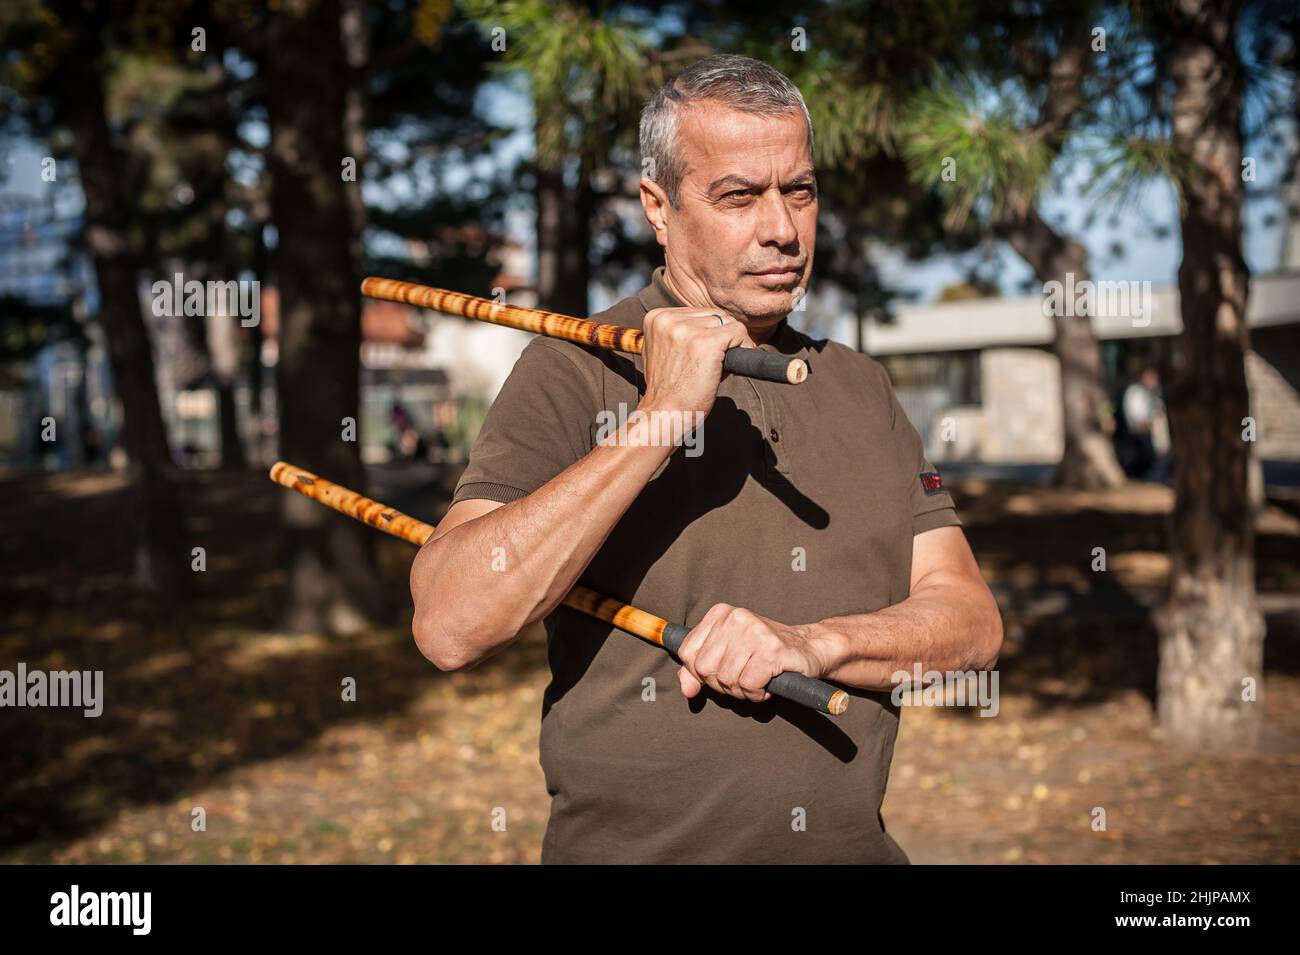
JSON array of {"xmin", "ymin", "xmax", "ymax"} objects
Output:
[
  {"xmin": 706, "ymin": 174, "xmax": 763, "ymax": 195},
  {"xmin": 706, "ymin": 170, "xmax": 818, "ymax": 195}
]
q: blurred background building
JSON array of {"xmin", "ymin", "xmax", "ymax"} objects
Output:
[{"xmin": 870, "ymin": 270, "xmax": 1300, "ymax": 467}]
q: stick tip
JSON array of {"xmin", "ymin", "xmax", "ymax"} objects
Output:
[
  {"xmin": 828, "ymin": 690, "xmax": 849, "ymax": 716},
  {"xmin": 787, "ymin": 359, "xmax": 809, "ymax": 384},
  {"xmin": 269, "ymin": 460, "xmax": 312, "ymax": 488}
]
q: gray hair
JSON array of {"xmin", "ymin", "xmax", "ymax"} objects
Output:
[{"xmin": 639, "ymin": 54, "xmax": 814, "ymax": 208}]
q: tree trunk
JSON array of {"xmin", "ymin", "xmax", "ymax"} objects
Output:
[
  {"xmin": 341, "ymin": 0, "xmax": 370, "ymax": 252},
  {"xmin": 535, "ymin": 166, "xmax": 564, "ymax": 306},
  {"xmin": 66, "ymin": 51, "xmax": 186, "ymax": 591},
  {"xmin": 204, "ymin": 306, "xmax": 246, "ymax": 469},
  {"xmin": 200, "ymin": 187, "xmax": 247, "ymax": 470},
  {"xmin": 264, "ymin": 0, "xmax": 379, "ymax": 634},
  {"xmin": 1001, "ymin": 208, "xmax": 1126, "ymax": 489},
  {"xmin": 996, "ymin": 18, "xmax": 1124, "ymax": 489},
  {"xmin": 535, "ymin": 165, "xmax": 592, "ymax": 315},
  {"xmin": 248, "ymin": 221, "xmax": 270, "ymax": 465},
  {"xmin": 1156, "ymin": 0, "xmax": 1265, "ymax": 751},
  {"xmin": 533, "ymin": 89, "xmax": 592, "ymax": 316}
]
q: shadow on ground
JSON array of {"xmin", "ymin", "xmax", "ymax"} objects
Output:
[
  {"xmin": 0, "ymin": 465, "xmax": 548, "ymax": 852},
  {"xmin": 934, "ymin": 478, "xmax": 1300, "ymax": 716}
]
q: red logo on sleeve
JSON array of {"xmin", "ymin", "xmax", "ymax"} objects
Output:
[{"xmin": 919, "ymin": 471, "xmax": 945, "ymax": 496}]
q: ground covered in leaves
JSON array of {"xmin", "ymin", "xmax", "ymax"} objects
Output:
[{"xmin": 1, "ymin": 466, "xmax": 1297, "ymax": 864}]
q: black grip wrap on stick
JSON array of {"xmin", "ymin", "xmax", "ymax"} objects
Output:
[
  {"xmin": 660, "ymin": 623, "xmax": 849, "ymax": 716},
  {"xmin": 722, "ymin": 347, "xmax": 808, "ymax": 385}
]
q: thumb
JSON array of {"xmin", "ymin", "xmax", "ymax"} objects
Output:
[{"xmin": 678, "ymin": 665, "xmax": 702, "ymax": 699}]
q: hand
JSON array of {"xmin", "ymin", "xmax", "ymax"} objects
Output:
[
  {"xmin": 675, "ymin": 603, "xmax": 829, "ymax": 704},
  {"xmin": 639, "ymin": 306, "xmax": 753, "ymax": 420}
]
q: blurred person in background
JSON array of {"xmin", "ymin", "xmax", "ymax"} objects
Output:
[
  {"xmin": 1117, "ymin": 366, "xmax": 1164, "ymax": 479},
  {"xmin": 390, "ymin": 402, "xmax": 428, "ymax": 462}
]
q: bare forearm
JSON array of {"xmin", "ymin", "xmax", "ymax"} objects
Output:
[
  {"xmin": 806, "ymin": 571, "xmax": 1002, "ymax": 692},
  {"xmin": 411, "ymin": 410, "xmax": 675, "ymax": 668}
]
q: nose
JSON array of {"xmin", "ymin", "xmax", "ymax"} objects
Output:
[{"xmin": 756, "ymin": 189, "xmax": 799, "ymax": 250}]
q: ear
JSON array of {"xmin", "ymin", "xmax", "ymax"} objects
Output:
[{"xmin": 639, "ymin": 178, "xmax": 671, "ymax": 248}]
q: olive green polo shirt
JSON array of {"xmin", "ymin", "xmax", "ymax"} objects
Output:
[{"xmin": 453, "ymin": 267, "xmax": 961, "ymax": 864}]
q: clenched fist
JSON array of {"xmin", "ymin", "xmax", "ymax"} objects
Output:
[
  {"xmin": 639, "ymin": 306, "xmax": 755, "ymax": 419},
  {"xmin": 675, "ymin": 603, "xmax": 830, "ymax": 704}
]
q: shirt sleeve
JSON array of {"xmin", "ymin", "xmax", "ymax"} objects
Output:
[
  {"xmin": 452, "ymin": 337, "xmax": 601, "ymax": 506},
  {"xmin": 910, "ymin": 451, "xmax": 962, "ymax": 536},
  {"xmin": 879, "ymin": 365, "xmax": 962, "ymax": 537}
]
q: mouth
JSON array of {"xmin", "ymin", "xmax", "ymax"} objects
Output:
[{"xmin": 748, "ymin": 267, "xmax": 802, "ymax": 287}]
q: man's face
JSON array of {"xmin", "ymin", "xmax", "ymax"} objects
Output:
[{"xmin": 641, "ymin": 101, "xmax": 817, "ymax": 328}]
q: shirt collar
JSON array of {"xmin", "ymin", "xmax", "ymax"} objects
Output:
[{"xmin": 636, "ymin": 266, "xmax": 803, "ymax": 356}]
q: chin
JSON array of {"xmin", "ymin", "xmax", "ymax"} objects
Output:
[{"xmin": 742, "ymin": 287, "xmax": 799, "ymax": 320}]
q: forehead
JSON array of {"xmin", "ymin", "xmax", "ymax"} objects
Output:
[{"xmin": 675, "ymin": 102, "xmax": 812, "ymax": 184}]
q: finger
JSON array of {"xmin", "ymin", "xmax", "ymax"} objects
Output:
[
  {"xmin": 737, "ymin": 654, "xmax": 777, "ymax": 703},
  {"xmin": 649, "ymin": 309, "xmax": 737, "ymax": 331},
  {"xmin": 702, "ymin": 612, "xmax": 767, "ymax": 701},
  {"xmin": 678, "ymin": 665, "xmax": 702, "ymax": 700},
  {"xmin": 645, "ymin": 312, "xmax": 752, "ymax": 381},
  {"xmin": 703, "ymin": 317, "xmax": 755, "ymax": 362},
  {"xmin": 648, "ymin": 309, "xmax": 749, "ymax": 340},
  {"xmin": 693, "ymin": 311, "xmax": 748, "ymax": 338},
  {"xmin": 681, "ymin": 608, "xmax": 743, "ymax": 696},
  {"xmin": 676, "ymin": 611, "xmax": 721, "ymax": 677},
  {"xmin": 689, "ymin": 607, "xmax": 738, "ymax": 688},
  {"xmin": 716, "ymin": 642, "xmax": 762, "ymax": 701},
  {"xmin": 701, "ymin": 611, "xmax": 752, "ymax": 692}
]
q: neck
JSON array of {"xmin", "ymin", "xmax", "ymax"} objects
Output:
[{"xmin": 661, "ymin": 265, "xmax": 782, "ymax": 347}]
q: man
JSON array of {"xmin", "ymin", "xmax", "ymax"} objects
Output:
[
  {"xmin": 1120, "ymin": 366, "xmax": 1163, "ymax": 479},
  {"xmin": 410, "ymin": 54, "xmax": 1002, "ymax": 864}
]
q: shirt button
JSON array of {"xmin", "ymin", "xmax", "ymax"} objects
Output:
[{"xmin": 769, "ymin": 428, "xmax": 780, "ymax": 443}]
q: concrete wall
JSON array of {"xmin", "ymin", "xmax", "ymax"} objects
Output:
[
  {"xmin": 1248, "ymin": 326, "xmax": 1300, "ymax": 461},
  {"xmin": 929, "ymin": 348, "xmax": 1063, "ymax": 465},
  {"xmin": 920, "ymin": 342, "xmax": 1300, "ymax": 466}
]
